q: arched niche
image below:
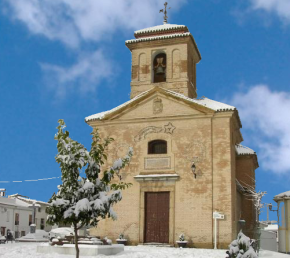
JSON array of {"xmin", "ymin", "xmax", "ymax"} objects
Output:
[
  {"xmin": 138, "ymin": 53, "xmax": 147, "ymax": 81},
  {"xmin": 172, "ymin": 49, "xmax": 181, "ymax": 79}
]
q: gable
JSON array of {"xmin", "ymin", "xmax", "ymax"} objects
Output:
[
  {"xmin": 85, "ymin": 87, "xmax": 235, "ymax": 124},
  {"xmin": 109, "ymin": 93, "xmax": 207, "ymax": 120}
]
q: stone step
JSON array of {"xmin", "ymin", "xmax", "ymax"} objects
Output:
[{"xmin": 140, "ymin": 243, "xmax": 172, "ymax": 247}]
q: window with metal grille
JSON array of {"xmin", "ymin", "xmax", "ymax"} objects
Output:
[{"xmin": 148, "ymin": 140, "xmax": 167, "ymax": 154}]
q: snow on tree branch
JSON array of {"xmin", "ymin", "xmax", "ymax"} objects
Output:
[{"xmin": 46, "ymin": 119, "xmax": 133, "ymax": 258}]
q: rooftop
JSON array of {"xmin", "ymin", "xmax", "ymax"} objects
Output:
[
  {"xmin": 126, "ymin": 32, "xmax": 191, "ymax": 44},
  {"xmin": 134, "ymin": 24, "xmax": 188, "ymax": 36},
  {"xmin": 85, "ymin": 87, "xmax": 236, "ymax": 122},
  {"xmin": 9, "ymin": 194, "xmax": 49, "ymax": 205},
  {"xmin": 126, "ymin": 22, "xmax": 201, "ymax": 63},
  {"xmin": 0, "ymin": 196, "xmax": 31, "ymax": 208},
  {"xmin": 236, "ymin": 144, "xmax": 256, "ymax": 156},
  {"xmin": 274, "ymin": 191, "xmax": 290, "ymax": 200}
]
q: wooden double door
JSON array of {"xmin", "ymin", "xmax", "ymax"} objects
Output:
[{"xmin": 144, "ymin": 192, "xmax": 170, "ymax": 243}]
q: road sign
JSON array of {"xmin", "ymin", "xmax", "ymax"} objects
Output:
[{"xmin": 213, "ymin": 211, "xmax": 224, "ymax": 220}]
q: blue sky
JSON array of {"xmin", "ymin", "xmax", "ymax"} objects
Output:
[{"xmin": 0, "ymin": 0, "xmax": 290, "ymax": 222}]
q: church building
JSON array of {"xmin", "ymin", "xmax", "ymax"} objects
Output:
[{"xmin": 85, "ymin": 18, "xmax": 259, "ymax": 248}]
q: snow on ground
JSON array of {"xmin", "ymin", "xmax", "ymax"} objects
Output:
[{"xmin": 0, "ymin": 242, "xmax": 289, "ymax": 258}]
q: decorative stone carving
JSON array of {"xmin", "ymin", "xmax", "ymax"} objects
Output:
[
  {"xmin": 153, "ymin": 98, "xmax": 163, "ymax": 114},
  {"xmin": 164, "ymin": 122, "xmax": 176, "ymax": 134},
  {"xmin": 134, "ymin": 123, "xmax": 176, "ymax": 142},
  {"xmin": 134, "ymin": 126, "xmax": 163, "ymax": 142},
  {"xmin": 144, "ymin": 157, "xmax": 171, "ymax": 170}
]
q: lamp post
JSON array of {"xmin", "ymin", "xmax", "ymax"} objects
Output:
[
  {"xmin": 269, "ymin": 203, "xmax": 279, "ymax": 225},
  {"xmin": 28, "ymin": 202, "xmax": 40, "ymax": 234}
]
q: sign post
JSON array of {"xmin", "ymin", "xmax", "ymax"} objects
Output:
[{"xmin": 213, "ymin": 211, "xmax": 225, "ymax": 249}]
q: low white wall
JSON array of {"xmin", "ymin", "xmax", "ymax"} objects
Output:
[{"xmin": 260, "ymin": 230, "xmax": 278, "ymax": 252}]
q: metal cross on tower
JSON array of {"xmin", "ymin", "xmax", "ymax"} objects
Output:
[{"xmin": 159, "ymin": 2, "xmax": 171, "ymax": 24}]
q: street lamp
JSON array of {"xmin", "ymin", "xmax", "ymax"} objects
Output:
[
  {"xmin": 191, "ymin": 162, "xmax": 197, "ymax": 178},
  {"xmin": 28, "ymin": 202, "xmax": 40, "ymax": 234}
]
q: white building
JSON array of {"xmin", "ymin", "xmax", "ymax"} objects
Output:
[
  {"xmin": 0, "ymin": 196, "xmax": 32, "ymax": 238},
  {"xmin": 8, "ymin": 194, "xmax": 52, "ymax": 232}
]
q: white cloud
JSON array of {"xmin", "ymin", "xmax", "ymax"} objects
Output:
[
  {"xmin": 3, "ymin": 0, "xmax": 186, "ymax": 98},
  {"xmin": 4, "ymin": 0, "xmax": 186, "ymax": 48},
  {"xmin": 231, "ymin": 85, "xmax": 290, "ymax": 174},
  {"xmin": 41, "ymin": 50, "xmax": 112, "ymax": 98},
  {"xmin": 249, "ymin": 0, "xmax": 290, "ymax": 22}
]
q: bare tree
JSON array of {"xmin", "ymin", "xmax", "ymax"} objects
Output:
[{"xmin": 237, "ymin": 176, "xmax": 266, "ymax": 254}]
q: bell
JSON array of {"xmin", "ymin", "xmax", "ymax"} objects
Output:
[{"xmin": 156, "ymin": 66, "xmax": 165, "ymax": 74}]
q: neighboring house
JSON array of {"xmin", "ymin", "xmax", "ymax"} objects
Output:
[
  {"xmin": 85, "ymin": 21, "xmax": 258, "ymax": 248},
  {"xmin": 8, "ymin": 194, "xmax": 52, "ymax": 232},
  {"xmin": 0, "ymin": 196, "xmax": 32, "ymax": 238},
  {"xmin": 274, "ymin": 191, "xmax": 290, "ymax": 254}
]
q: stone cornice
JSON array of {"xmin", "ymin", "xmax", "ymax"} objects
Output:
[{"xmin": 134, "ymin": 174, "xmax": 179, "ymax": 182}]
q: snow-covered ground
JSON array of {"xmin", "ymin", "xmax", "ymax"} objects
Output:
[{"xmin": 0, "ymin": 242, "xmax": 289, "ymax": 258}]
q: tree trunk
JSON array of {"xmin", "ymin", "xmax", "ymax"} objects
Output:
[{"xmin": 74, "ymin": 225, "xmax": 79, "ymax": 258}]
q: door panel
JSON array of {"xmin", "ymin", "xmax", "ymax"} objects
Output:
[{"xmin": 145, "ymin": 192, "xmax": 169, "ymax": 243}]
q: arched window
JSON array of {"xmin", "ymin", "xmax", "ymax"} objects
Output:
[
  {"xmin": 153, "ymin": 53, "xmax": 166, "ymax": 83},
  {"xmin": 148, "ymin": 140, "xmax": 167, "ymax": 154}
]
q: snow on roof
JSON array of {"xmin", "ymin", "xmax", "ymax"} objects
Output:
[
  {"xmin": 85, "ymin": 88, "xmax": 236, "ymax": 122},
  {"xmin": 235, "ymin": 144, "xmax": 256, "ymax": 156},
  {"xmin": 134, "ymin": 24, "xmax": 187, "ymax": 35},
  {"xmin": 126, "ymin": 32, "xmax": 191, "ymax": 44},
  {"xmin": 9, "ymin": 194, "xmax": 49, "ymax": 205},
  {"xmin": 85, "ymin": 89, "xmax": 151, "ymax": 121},
  {"xmin": 0, "ymin": 196, "xmax": 30, "ymax": 208},
  {"xmin": 274, "ymin": 191, "xmax": 290, "ymax": 199},
  {"xmin": 164, "ymin": 89, "xmax": 236, "ymax": 112},
  {"xmin": 264, "ymin": 224, "xmax": 278, "ymax": 232}
]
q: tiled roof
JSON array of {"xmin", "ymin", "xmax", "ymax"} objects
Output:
[
  {"xmin": 126, "ymin": 32, "xmax": 191, "ymax": 44},
  {"xmin": 236, "ymin": 144, "xmax": 256, "ymax": 155},
  {"xmin": 0, "ymin": 196, "xmax": 30, "ymax": 208},
  {"xmin": 134, "ymin": 24, "xmax": 187, "ymax": 35},
  {"xmin": 9, "ymin": 194, "xmax": 49, "ymax": 205},
  {"xmin": 85, "ymin": 87, "xmax": 236, "ymax": 122},
  {"xmin": 126, "ymin": 23, "xmax": 201, "ymax": 61}
]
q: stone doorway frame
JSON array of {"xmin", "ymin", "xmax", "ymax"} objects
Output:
[{"xmin": 138, "ymin": 181, "xmax": 176, "ymax": 245}]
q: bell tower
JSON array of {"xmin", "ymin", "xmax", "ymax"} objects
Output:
[{"xmin": 126, "ymin": 21, "xmax": 201, "ymax": 99}]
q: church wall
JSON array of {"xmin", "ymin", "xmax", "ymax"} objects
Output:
[
  {"xmin": 236, "ymin": 157, "xmax": 257, "ymax": 238},
  {"xmin": 236, "ymin": 191, "xmax": 243, "ymax": 232},
  {"xmin": 88, "ymin": 111, "xmax": 235, "ymax": 248},
  {"xmin": 212, "ymin": 116, "xmax": 235, "ymax": 248},
  {"xmin": 230, "ymin": 118, "xmax": 238, "ymax": 238}
]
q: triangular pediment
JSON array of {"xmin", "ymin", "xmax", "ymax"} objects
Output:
[{"xmin": 95, "ymin": 87, "xmax": 214, "ymax": 121}]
